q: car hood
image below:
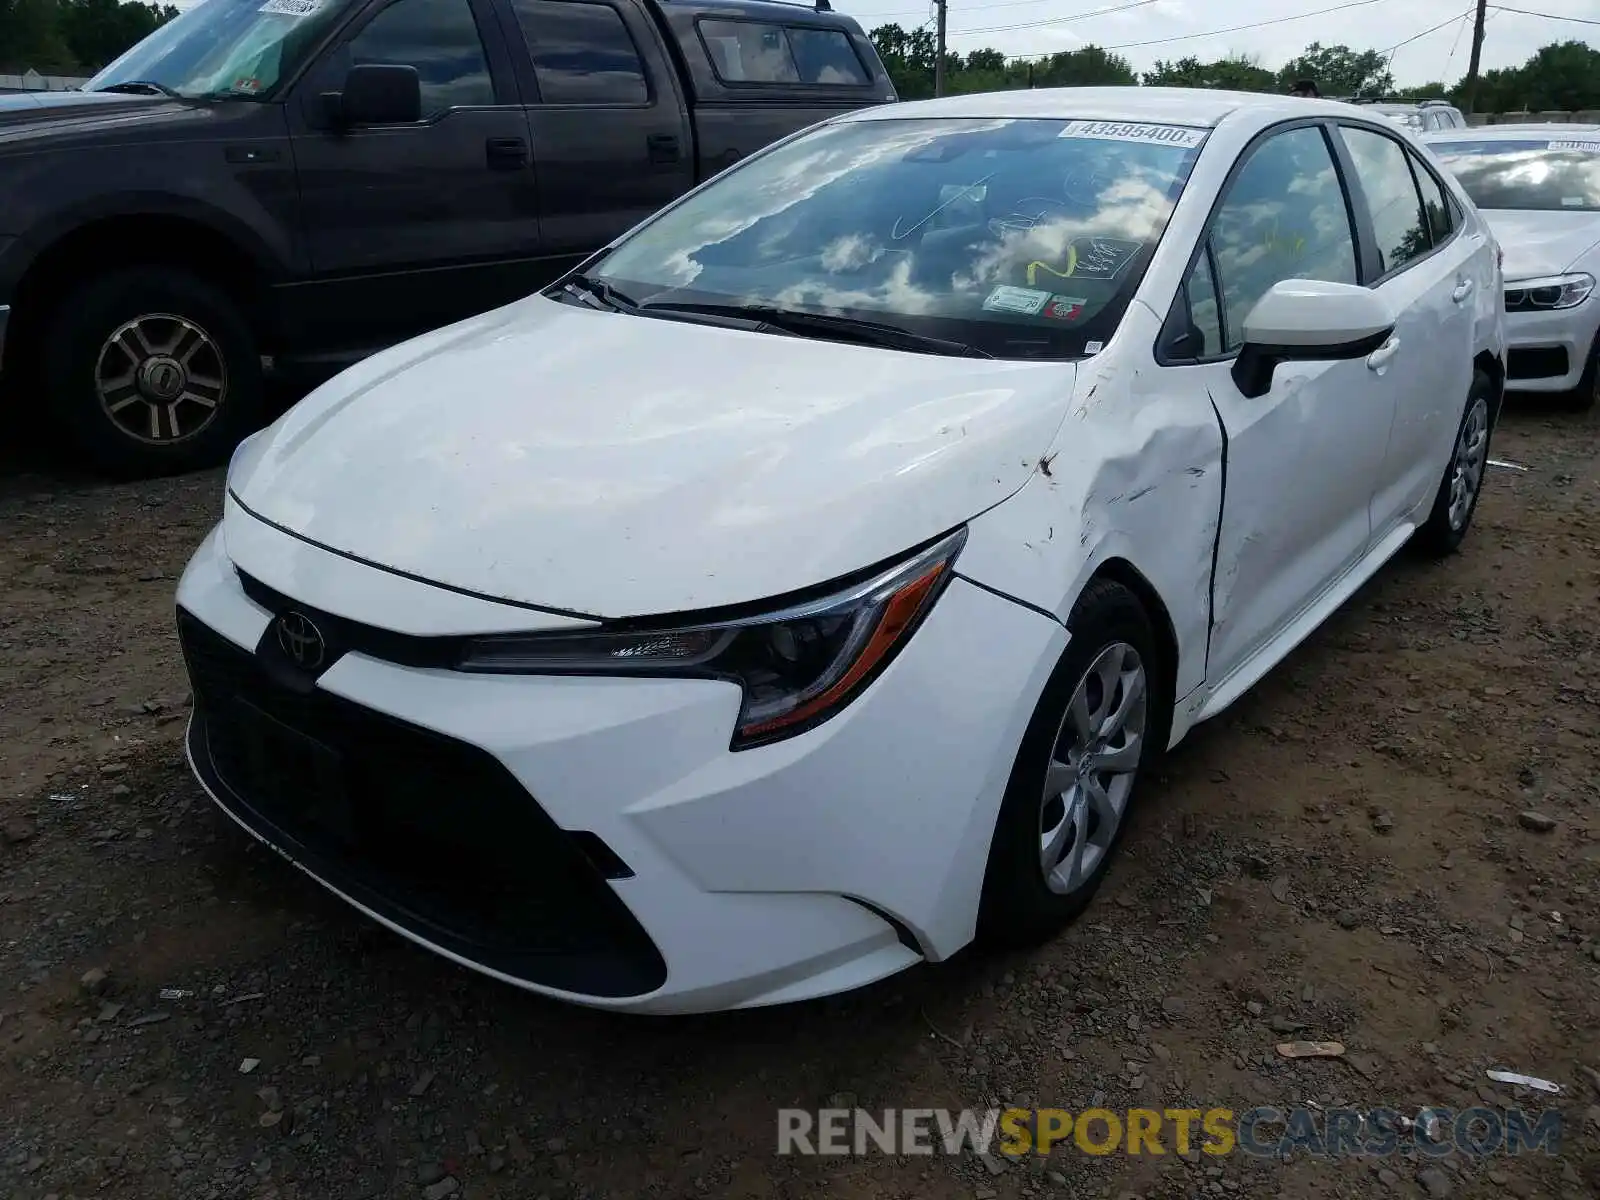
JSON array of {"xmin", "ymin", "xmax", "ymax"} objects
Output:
[
  {"xmin": 1481, "ymin": 209, "xmax": 1600, "ymax": 280},
  {"xmin": 0, "ymin": 90, "xmax": 198, "ymax": 146},
  {"xmin": 228, "ymin": 295, "xmax": 1076, "ymax": 618}
]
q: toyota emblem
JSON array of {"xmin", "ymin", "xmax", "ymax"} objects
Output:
[{"xmin": 275, "ymin": 611, "xmax": 327, "ymax": 670}]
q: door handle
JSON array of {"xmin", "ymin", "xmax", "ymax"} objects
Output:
[
  {"xmin": 646, "ymin": 133, "xmax": 680, "ymax": 165},
  {"xmin": 1452, "ymin": 279, "xmax": 1474, "ymax": 303},
  {"xmin": 1366, "ymin": 336, "xmax": 1401, "ymax": 371},
  {"xmin": 486, "ymin": 137, "xmax": 528, "ymax": 170}
]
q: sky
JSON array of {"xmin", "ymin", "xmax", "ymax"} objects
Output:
[{"xmin": 839, "ymin": 0, "xmax": 1599, "ymax": 85}]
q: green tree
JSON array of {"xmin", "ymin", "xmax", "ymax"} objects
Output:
[
  {"xmin": 1031, "ymin": 45, "xmax": 1137, "ymax": 88},
  {"xmin": 0, "ymin": 0, "xmax": 76, "ymax": 71},
  {"xmin": 1277, "ymin": 42, "xmax": 1394, "ymax": 97},
  {"xmin": 868, "ymin": 22, "xmax": 937, "ymax": 99},
  {"xmin": 1143, "ymin": 53, "xmax": 1274, "ymax": 91},
  {"xmin": 57, "ymin": 0, "xmax": 177, "ymax": 71}
]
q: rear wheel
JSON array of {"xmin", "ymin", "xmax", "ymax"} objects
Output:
[
  {"xmin": 977, "ymin": 580, "xmax": 1168, "ymax": 948},
  {"xmin": 43, "ymin": 267, "xmax": 264, "ymax": 478},
  {"xmin": 1414, "ymin": 369, "xmax": 1494, "ymax": 558}
]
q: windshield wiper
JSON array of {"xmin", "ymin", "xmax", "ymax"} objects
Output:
[
  {"xmin": 558, "ymin": 274, "xmax": 640, "ymax": 313},
  {"xmin": 94, "ymin": 81, "xmax": 182, "ymax": 98},
  {"xmin": 642, "ymin": 302, "xmax": 992, "ymax": 358}
]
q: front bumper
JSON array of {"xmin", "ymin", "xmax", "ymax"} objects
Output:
[
  {"xmin": 1502, "ymin": 294, "xmax": 1600, "ymax": 392},
  {"xmin": 175, "ymin": 519, "xmax": 1064, "ymax": 1014}
]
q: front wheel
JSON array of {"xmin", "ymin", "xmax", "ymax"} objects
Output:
[
  {"xmin": 1565, "ymin": 333, "xmax": 1599, "ymax": 413},
  {"xmin": 976, "ymin": 579, "xmax": 1168, "ymax": 948},
  {"xmin": 1414, "ymin": 370, "xmax": 1494, "ymax": 558},
  {"xmin": 43, "ymin": 267, "xmax": 265, "ymax": 478}
]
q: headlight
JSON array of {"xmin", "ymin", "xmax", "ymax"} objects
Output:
[
  {"xmin": 1504, "ymin": 272, "xmax": 1595, "ymax": 312},
  {"xmin": 457, "ymin": 528, "xmax": 967, "ymax": 749}
]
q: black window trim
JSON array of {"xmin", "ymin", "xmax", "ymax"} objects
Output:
[
  {"xmin": 507, "ymin": 0, "xmax": 656, "ymax": 108},
  {"xmin": 692, "ymin": 14, "xmax": 874, "ymax": 90},
  {"xmin": 1331, "ymin": 119, "xmax": 1460, "ymax": 288},
  {"xmin": 1155, "ymin": 117, "xmax": 1367, "ymax": 368}
]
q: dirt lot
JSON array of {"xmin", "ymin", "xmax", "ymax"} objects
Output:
[{"xmin": 1, "ymin": 400, "xmax": 1598, "ymax": 1200}]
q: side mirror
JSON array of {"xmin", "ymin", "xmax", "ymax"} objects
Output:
[
  {"xmin": 320, "ymin": 63, "xmax": 421, "ymax": 128},
  {"xmin": 1231, "ymin": 279, "xmax": 1396, "ymax": 398}
]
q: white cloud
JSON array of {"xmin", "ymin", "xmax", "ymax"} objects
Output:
[{"xmin": 846, "ymin": 0, "xmax": 1597, "ymax": 86}]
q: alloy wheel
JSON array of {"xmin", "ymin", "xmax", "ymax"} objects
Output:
[
  {"xmin": 1447, "ymin": 394, "xmax": 1489, "ymax": 531},
  {"xmin": 95, "ymin": 313, "xmax": 228, "ymax": 445}
]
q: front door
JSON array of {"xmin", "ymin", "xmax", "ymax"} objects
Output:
[
  {"xmin": 285, "ymin": 0, "xmax": 546, "ymax": 357},
  {"xmin": 1170, "ymin": 123, "xmax": 1399, "ymax": 684}
]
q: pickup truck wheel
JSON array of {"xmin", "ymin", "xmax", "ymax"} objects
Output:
[{"xmin": 44, "ymin": 267, "xmax": 263, "ymax": 478}]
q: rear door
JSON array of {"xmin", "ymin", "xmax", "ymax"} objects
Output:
[
  {"xmin": 286, "ymin": 0, "xmax": 546, "ymax": 355},
  {"xmin": 497, "ymin": 0, "xmax": 695, "ymax": 266},
  {"xmin": 1333, "ymin": 121, "xmax": 1478, "ymax": 536}
]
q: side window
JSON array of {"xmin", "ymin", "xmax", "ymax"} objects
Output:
[
  {"xmin": 1342, "ymin": 125, "xmax": 1431, "ymax": 274},
  {"xmin": 344, "ymin": 0, "xmax": 494, "ymax": 118},
  {"xmin": 697, "ymin": 19, "xmax": 799, "ymax": 83},
  {"xmin": 1175, "ymin": 247, "xmax": 1223, "ymax": 358},
  {"xmin": 511, "ymin": 0, "xmax": 648, "ymax": 105},
  {"xmin": 786, "ymin": 27, "xmax": 868, "ymax": 85},
  {"xmin": 1209, "ymin": 125, "xmax": 1359, "ymax": 353},
  {"xmin": 1409, "ymin": 152, "xmax": 1455, "ymax": 245}
]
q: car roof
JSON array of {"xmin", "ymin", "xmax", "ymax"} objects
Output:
[
  {"xmin": 838, "ymin": 86, "xmax": 1360, "ymax": 128},
  {"xmin": 666, "ymin": 0, "xmax": 862, "ymax": 26},
  {"xmin": 1422, "ymin": 123, "xmax": 1600, "ymax": 139}
]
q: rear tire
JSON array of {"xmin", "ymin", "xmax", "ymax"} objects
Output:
[
  {"xmin": 43, "ymin": 267, "xmax": 264, "ymax": 479},
  {"xmin": 976, "ymin": 580, "xmax": 1169, "ymax": 949},
  {"xmin": 1414, "ymin": 369, "xmax": 1494, "ymax": 558}
]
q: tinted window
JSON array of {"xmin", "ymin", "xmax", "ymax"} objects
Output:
[
  {"xmin": 586, "ymin": 116, "xmax": 1207, "ymax": 360},
  {"xmin": 346, "ymin": 0, "xmax": 493, "ymax": 117},
  {"xmin": 1429, "ymin": 138, "xmax": 1600, "ymax": 211},
  {"xmin": 513, "ymin": 0, "xmax": 647, "ymax": 104},
  {"xmin": 1178, "ymin": 248, "xmax": 1222, "ymax": 358},
  {"xmin": 787, "ymin": 28, "xmax": 868, "ymax": 85},
  {"xmin": 1343, "ymin": 126, "xmax": 1431, "ymax": 274},
  {"xmin": 1209, "ymin": 126, "xmax": 1358, "ymax": 352},
  {"xmin": 698, "ymin": 19, "xmax": 799, "ymax": 83},
  {"xmin": 1410, "ymin": 152, "xmax": 1454, "ymax": 244}
]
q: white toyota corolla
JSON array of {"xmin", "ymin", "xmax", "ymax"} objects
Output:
[
  {"xmin": 1424, "ymin": 124, "xmax": 1600, "ymax": 410},
  {"xmin": 177, "ymin": 88, "xmax": 1506, "ymax": 1014}
]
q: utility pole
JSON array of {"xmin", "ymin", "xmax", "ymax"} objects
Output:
[
  {"xmin": 1461, "ymin": 0, "xmax": 1488, "ymax": 113},
  {"xmin": 934, "ymin": 0, "xmax": 947, "ymax": 96}
]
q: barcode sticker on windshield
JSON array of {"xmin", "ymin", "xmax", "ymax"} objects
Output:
[
  {"xmin": 259, "ymin": 0, "xmax": 321, "ymax": 16},
  {"xmin": 1059, "ymin": 121, "xmax": 1205, "ymax": 148},
  {"xmin": 1549, "ymin": 140, "xmax": 1600, "ymax": 153}
]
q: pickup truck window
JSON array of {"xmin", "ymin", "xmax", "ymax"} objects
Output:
[
  {"xmin": 344, "ymin": 0, "xmax": 494, "ymax": 116},
  {"xmin": 787, "ymin": 27, "xmax": 869, "ymax": 85},
  {"xmin": 511, "ymin": 0, "xmax": 650, "ymax": 105},
  {"xmin": 697, "ymin": 19, "xmax": 799, "ymax": 84}
]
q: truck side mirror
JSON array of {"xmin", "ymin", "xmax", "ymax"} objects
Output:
[{"xmin": 321, "ymin": 63, "xmax": 421, "ymax": 128}]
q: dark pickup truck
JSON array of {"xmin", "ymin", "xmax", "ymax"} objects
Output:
[{"xmin": 0, "ymin": 0, "xmax": 894, "ymax": 476}]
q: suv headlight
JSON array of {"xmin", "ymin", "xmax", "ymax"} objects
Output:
[
  {"xmin": 1504, "ymin": 272, "xmax": 1595, "ymax": 311},
  {"xmin": 457, "ymin": 528, "xmax": 967, "ymax": 749}
]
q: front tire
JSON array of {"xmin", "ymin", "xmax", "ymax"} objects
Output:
[
  {"xmin": 43, "ymin": 267, "xmax": 264, "ymax": 478},
  {"xmin": 1414, "ymin": 369, "xmax": 1494, "ymax": 558},
  {"xmin": 1565, "ymin": 333, "xmax": 1599, "ymax": 413},
  {"xmin": 976, "ymin": 580, "xmax": 1168, "ymax": 948}
]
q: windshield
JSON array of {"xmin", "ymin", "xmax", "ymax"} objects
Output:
[
  {"xmin": 85, "ymin": 0, "xmax": 353, "ymax": 100},
  {"xmin": 1428, "ymin": 137, "xmax": 1600, "ymax": 212},
  {"xmin": 582, "ymin": 116, "xmax": 1207, "ymax": 360}
]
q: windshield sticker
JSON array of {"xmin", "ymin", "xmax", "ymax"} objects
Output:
[
  {"xmin": 1561, "ymin": 196, "xmax": 1587, "ymax": 206},
  {"xmin": 1059, "ymin": 121, "xmax": 1206, "ymax": 149},
  {"xmin": 982, "ymin": 285, "xmax": 1051, "ymax": 316},
  {"xmin": 1085, "ymin": 340, "xmax": 1104, "ymax": 353},
  {"xmin": 232, "ymin": 77, "xmax": 262, "ymax": 93},
  {"xmin": 1042, "ymin": 295, "xmax": 1088, "ymax": 320},
  {"xmin": 1549, "ymin": 140, "xmax": 1600, "ymax": 153},
  {"xmin": 259, "ymin": 0, "xmax": 322, "ymax": 16},
  {"xmin": 1026, "ymin": 237, "xmax": 1141, "ymax": 286}
]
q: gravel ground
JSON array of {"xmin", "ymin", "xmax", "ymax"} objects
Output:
[{"xmin": 1, "ymin": 399, "xmax": 1598, "ymax": 1200}]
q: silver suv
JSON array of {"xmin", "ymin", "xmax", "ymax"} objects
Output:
[{"xmin": 1345, "ymin": 97, "xmax": 1468, "ymax": 133}]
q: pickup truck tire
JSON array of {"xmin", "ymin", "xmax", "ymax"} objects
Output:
[{"xmin": 44, "ymin": 267, "xmax": 264, "ymax": 478}]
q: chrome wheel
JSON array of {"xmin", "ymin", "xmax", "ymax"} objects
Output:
[
  {"xmin": 1446, "ymin": 394, "xmax": 1489, "ymax": 531},
  {"xmin": 1039, "ymin": 641, "xmax": 1147, "ymax": 895},
  {"xmin": 95, "ymin": 313, "xmax": 227, "ymax": 445}
]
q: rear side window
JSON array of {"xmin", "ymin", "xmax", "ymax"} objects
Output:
[
  {"xmin": 697, "ymin": 19, "xmax": 868, "ymax": 85},
  {"xmin": 512, "ymin": 0, "xmax": 649, "ymax": 104},
  {"xmin": 1409, "ymin": 152, "xmax": 1455, "ymax": 244},
  {"xmin": 787, "ymin": 28, "xmax": 868, "ymax": 84},
  {"xmin": 1342, "ymin": 125, "xmax": 1431, "ymax": 275}
]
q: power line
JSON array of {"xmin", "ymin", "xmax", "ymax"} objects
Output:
[
  {"xmin": 1487, "ymin": 3, "xmax": 1600, "ymax": 23},
  {"xmin": 1382, "ymin": 7, "xmax": 1474, "ymax": 55},
  {"xmin": 1096, "ymin": 0, "xmax": 1393, "ymax": 50},
  {"xmin": 944, "ymin": 0, "xmax": 1158, "ymax": 39}
]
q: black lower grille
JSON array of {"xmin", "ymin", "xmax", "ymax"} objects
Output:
[
  {"xmin": 1507, "ymin": 346, "xmax": 1569, "ymax": 381},
  {"xmin": 178, "ymin": 610, "xmax": 666, "ymax": 998}
]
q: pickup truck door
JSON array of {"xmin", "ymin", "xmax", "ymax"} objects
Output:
[
  {"xmin": 492, "ymin": 0, "xmax": 696, "ymax": 266},
  {"xmin": 283, "ymin": 0, "xmax": 551, "ymax": 358}
]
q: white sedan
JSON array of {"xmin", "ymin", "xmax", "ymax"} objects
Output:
[
  {"xmin": 1424, "ymin": 124, "xmax": 1600, "ymax": 410},
  {"xmin": 177, "ymin": 87, "xmax": 1505, "ymax": 1014}
]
